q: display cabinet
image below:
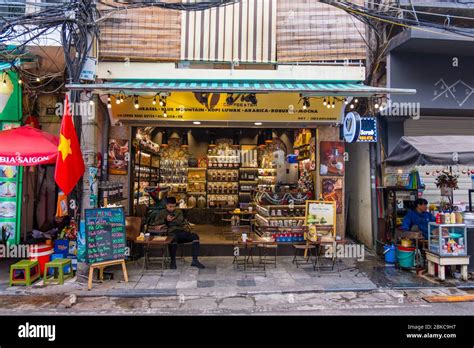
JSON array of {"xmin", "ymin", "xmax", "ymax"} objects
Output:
[{"xmin": 428, "ymin": 222, "xmax": 467, "ymax": 256}]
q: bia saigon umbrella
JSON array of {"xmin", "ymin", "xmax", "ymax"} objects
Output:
[{"xmin": 0, "ymin": 125, "xmax": 59, "ymax": 165}]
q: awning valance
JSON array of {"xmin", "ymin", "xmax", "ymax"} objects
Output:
[
  {"xmin": 66, "ymin": 80, "xmax": 416, "ymax": 96},
  {"xmin": 385, "ymin": 136, "xmax": 474, "ymax": 166}
]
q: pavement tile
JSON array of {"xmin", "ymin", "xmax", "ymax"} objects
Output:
[
  {"xmin": 197, "ymin": 280, "xmax": 215, "ymax": 288},
  {"xmin": 237, "ymin": 279, "xmax": 256, "ymax": 287},
  {"xmin": 176, "ymin": 280, "xmax": 197, "ymax": 289}
]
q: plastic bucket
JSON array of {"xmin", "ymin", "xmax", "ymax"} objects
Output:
[
  {"xmin": 383, "ymin": 244, "xmax": 397, "ymax": 263},
  {"xmin": 29, "ymin": 244, "xmax": 53, "ymax": 275},
  {"xmin": 396, "ymin": 245, "xmax": 415, "ymax": 268}
]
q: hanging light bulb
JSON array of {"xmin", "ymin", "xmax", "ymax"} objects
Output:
[
  {"xmin": 257, "ymin": 131, "xmax": 266, "ymax": 148},
  {"xmin": 327, "ymin": 97, "xmax": 331, "ymax": 109},
  {"xmin": 134, "ymin": 95, "xmax": 139, "ymax": 109},
  {"xmin": 163, "ymin": 112, "xmax": 167, "ymax": 118},
  {"xmin": 161, "ymin": 130, "xmax": 168, "ymax": 147},
  {"xmin": 233, "ymin": 131, "xmax": 239, "ymax": 146},
  {"xmin": 344, "ymin": 98, "xmax": 349, "ymax": 105},
  {"xmin": 354, "ymin": 98, "xmax": 359, "ymax": 104},
  {"xmin": 89, "ymin": 99, "xmax": 94, "ymax": 106},
  {"xmin": 107, "ymin": 94, "xmax": 111, "ymax": 102},
  {"xmin": 152, "ymin": 95, "xmax": 157, "ymax": 105},
  {"xmin": 18, "ymin": 79, "xmax": 22, "ymax": 85},
  {"xmin": 302, "ymin": 97, "xmax": 310, "ymax": 110},
  {"xmin": 374, "ymin": 102, "xmax": 380, "ymax": 109},
  {"xmin": 115, "ymin": 96, "xmax": 121, "ymax": 105},
  {"xmin": 209, "ymin": 132, "xmax": 216, "ymax": 147},
  {"xmin": 331, "ymin": 98, "xmax": 335, "ymax": 108},
  {"xmin": 36, "ymin": 77, "xmax": 40, "ymax": 83},
  {"xmin": 265, "ymin": 129, "xmax": 273, "ymax": 143},
  {"xmin": 107, "ymin": 99, "xmax": 112, "ymax": 109},
  {"xmin": 350, "ymin": 104, "xmax": 355, "ymax": 109},
  {"xmin": 323, "ymin": 98, "xmax": 327, "ymax": 106},
  {"xmin": 181, "ymin": 131, "xmax": 189, "ymax": 148}
]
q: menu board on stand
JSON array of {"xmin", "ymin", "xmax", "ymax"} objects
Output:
[{"xmin": 85, "ymin": 207, "xmax": 126, "ymax": 264}]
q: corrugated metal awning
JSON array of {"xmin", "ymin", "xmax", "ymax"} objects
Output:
[{"xmin": 66, "ymin": 80, "xmax": 416, "ymax": 96}]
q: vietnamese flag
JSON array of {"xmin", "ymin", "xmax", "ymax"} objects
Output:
[{"xmin": 54, "ymin": 95, "xmax": 85, "ymax": 195}]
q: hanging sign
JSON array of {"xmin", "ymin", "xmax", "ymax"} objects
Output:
[
  {"xmin": 358, "ymin": 117, "xmax": 377, "ymax": 142},
  {"xmin": 343, "ymin": 112, "xmax": 377, "ymax": 143},
  {"xmin": 342, "ymin": 112, "xmax": 361, "ymax": 143}
]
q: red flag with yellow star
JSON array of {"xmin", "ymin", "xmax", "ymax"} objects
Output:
[{"xmin": 54, "ymin": 95, "xmax": 85, "ymax": 195}]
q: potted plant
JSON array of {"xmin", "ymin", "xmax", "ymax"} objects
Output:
[{"xmin": 435, "ymin": 172, "xmax": 459, "ymax": 198}]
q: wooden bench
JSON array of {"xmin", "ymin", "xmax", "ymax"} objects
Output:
[
  {"xmin": 425, "ymin": 251, "xmax": 470, "ymax": 281},
  {"xmin": 88, "ymin": 259, "xmax": 128, "ymax": 290}
]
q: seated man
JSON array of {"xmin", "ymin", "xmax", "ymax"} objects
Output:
[
  {"xmin": 401, "ymin": 198, "xmax": 435, "ymax": 240},
  {"xmin": 149, "ymin": 197, "xmax": 205, "ymax": 269}
]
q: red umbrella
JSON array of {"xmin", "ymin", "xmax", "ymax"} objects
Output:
[{"xmin": 0, "ymin": 125, "xmax": 59, "ymax": 166}]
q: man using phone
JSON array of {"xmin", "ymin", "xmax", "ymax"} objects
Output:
[{"xmin": 149, "ymin": 197, "xmax": 205, "ymax": 269}]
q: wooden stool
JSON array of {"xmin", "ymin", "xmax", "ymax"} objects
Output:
[
  {"xmin": 292, "ymin": 244, "xmax": 316, "ymax": 269},
  {"xmin": 44, "ymin": 259, "xmax": 74, "ymax": 285},
  {"xmin": 88, "ymin": 259, "xmax": 128, "ymax": 290},
  {"xmin": 426, "ymin": 251, "xmax": 470, "ymax": 281},
  {"xmin": 10, "ymin": 260, "xmax": 40, "ymax": 286}
]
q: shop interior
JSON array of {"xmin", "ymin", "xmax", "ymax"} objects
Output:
[{"xmin": 123, "ymin": 127, "xmax": 318, "ymax": 245}]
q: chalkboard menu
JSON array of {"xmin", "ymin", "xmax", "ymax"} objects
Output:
[{"xmin": 85, "ymin": 207, "xmax": 126, "ymax": 264}]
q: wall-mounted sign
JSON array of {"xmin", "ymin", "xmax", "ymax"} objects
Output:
[
  {"xmin": 343, "ymin": 112, "xmax": 361, "ymax": 143},
  {"xmin": 106, "ymin": 92, "xmax": 342, "ymax": 124},
  {"xmin": 358, "ymin": 117, "xmax": 377, "ymax": 142},
  {"xmin": 343, "ymin": 112, "xmax": 377, "ymax": 143}
]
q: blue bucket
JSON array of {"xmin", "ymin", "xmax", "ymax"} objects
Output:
[{"xmin": 383, "ymin": 244, "xmax": 397, "ymax": 263}]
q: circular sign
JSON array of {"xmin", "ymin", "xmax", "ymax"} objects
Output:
[{"xmin": 343, "ymin": 112, "xmax": 361, "ymax": 143}]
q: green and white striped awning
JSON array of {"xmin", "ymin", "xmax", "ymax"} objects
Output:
[{"xmin": 66, "ymin": 79, "xmax": 416, "ymax": 96}]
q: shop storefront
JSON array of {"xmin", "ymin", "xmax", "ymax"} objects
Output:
[{"xmin": 66, "ymin": 68, "xmax": 416, "ymax": 256}]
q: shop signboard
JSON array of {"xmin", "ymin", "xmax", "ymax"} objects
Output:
[
  {"xmin": 343, "ymin": 112, "xmax": 377, "ymax": 143},
  {"xmin": 0, "ymin": 122, "xmax": 22, "ymax": 245},
  {"xmin": 304, "ymin": 200, "xmax": 337, "ymax": 239},
  {"xmin": 107, "ymin": 92, "xmax": 342, "ymax": 124},
  {"xmin": 358, "ymin": 117, "xmax": 377, "ymax": 142},
  {"xmin": 85, "ymin": 207, "xmax": 126, "ymax": 264},
  {"xmin": 0, "ymin": 71, "xmax": 22, "ymax": 122}
]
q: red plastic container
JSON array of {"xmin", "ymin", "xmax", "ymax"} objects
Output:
[
  {"xmin": 29, "ymin": 244, "xmax": 53, "ymax": 275},
  {"xmin": 397, "ymin": 245, "xmax": 415, "ymax": 252}
]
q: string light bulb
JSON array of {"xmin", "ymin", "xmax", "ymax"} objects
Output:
[
  {"xmin": 134, "ymin": 95, "xmax": 139, "ymax": 109},
  {"xmin": 302, "ymin": 97, "xmax": 310, "ymax": 110},
  {"xmin": 36, "ymin": 77, "xmax": 40, "ymax": 82},
  {"xmin": 89, "ymin": 99, "xmax": 94, "ymax": 106},
  {"xmin": 323, "ymin": 98, "xmax": 327, "ymax": 106},
  {"xmin": 354, "ymin": 98, "xmax": 359, "ymax": 104},
  {"xmin": 350, "ymin": 104, "xmax": 355, "ymax": 109},
  {"xmin": 18, "ymin": 79, "xmax": 22, "ymax": 85},
  {"xmin": 152, "ymin": 95, "xmax": 157, "ymax": 105}
]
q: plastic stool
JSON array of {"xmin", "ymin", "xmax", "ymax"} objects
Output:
[
  {"xmin": 43, "ymin": 259, "xmax": 73, "ymax": 285},
  {"xmin": 10, "ymin": 260, "xmax": 40, "ymax": 286}
]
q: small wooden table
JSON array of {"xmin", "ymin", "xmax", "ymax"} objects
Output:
[
  {"xmin": 310, "ymin": 239, "xmax": 348, "ymax": 277},
  {"xmin": 235, "ymin": 236, "xmax": 276, "ymax": 277},
  {"xmin": 425, "ymin": 251, "xmax": 470, "ymax": 281},
  {"xmin": 135, "ymin": 236, "xmax": 173, "ymax": 275}
]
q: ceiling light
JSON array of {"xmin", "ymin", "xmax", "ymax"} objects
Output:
[
  {"xmin": 254, "ymin": 122, "xmax": 263, "ymax": 126},
  {"xmin": 193, "ymin": 121, "xmax": 201, "ymax": 125}
]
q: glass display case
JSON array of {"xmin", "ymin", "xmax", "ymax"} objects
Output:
[{"xmin": 428, "ymin": 223, "xmax": 467, "ymax": 256}]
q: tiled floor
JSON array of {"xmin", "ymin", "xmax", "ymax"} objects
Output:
[{"xmin": 2, "ymin": 252, "xmax": 473, "ymax": 297}]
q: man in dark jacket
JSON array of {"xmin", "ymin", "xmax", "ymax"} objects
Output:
[{"xmin": 150, "ymin": 197, "xmax": 205, "ymax": 269}]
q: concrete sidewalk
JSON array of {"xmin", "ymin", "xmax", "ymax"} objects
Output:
[{"xmin": 1, "ymin": 252, "xmax": 473, "ymax": 298}]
